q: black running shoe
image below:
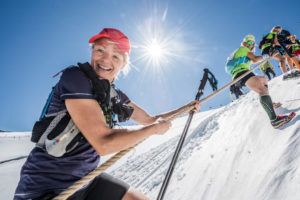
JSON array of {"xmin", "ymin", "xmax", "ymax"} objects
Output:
[
  {"xmin": 283, "ymin": 73, "xmax": 293, "ymax": 80},
  {"xmin": 292, "ymin": 70, "xmax": 300, "ymax": 77}
]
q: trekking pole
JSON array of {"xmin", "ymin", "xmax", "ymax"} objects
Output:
[
  {"xmin": 156, "ymin": 60, "xmax": 268, "ymax": 200},
  {"xmin": 157, "ymin": 68, "xmax": 214, "ymax": 200}
]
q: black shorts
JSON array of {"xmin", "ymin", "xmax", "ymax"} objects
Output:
[
  {"xmin": 262, "ymin": 45, "xmax": 285, "ymax": 56},
  {"xmin": 233, "ymin": 71, "xmax": 255, "ymax": 87},
  {"xmin": 34, "ymin": 173, "xmax": 130, "ymax": 200},
  {"xmin": 262, "ymin": 46, "xmax": 271, "ymax": 56}
]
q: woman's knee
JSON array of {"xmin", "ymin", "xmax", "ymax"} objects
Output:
[
  {"xmin": 122, "ymin": 187, "xmax": 149, "ymax": 200},
  {"xmin": 258, "ymin": 87, "xmax": 268, "ymax": 95},
  {"xmin": 246, "ymin": 76, "xmax": 268, "ymax": 95}
]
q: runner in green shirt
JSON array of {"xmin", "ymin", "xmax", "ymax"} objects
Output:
[
  {"xmin": 226, "ymin": 35, "xmax": 292, "ymax": 128},
  {"xmin": 260, "ymin": 61, "xmax": 276, "ymax": 80},
  {"xmin": 287, "ymin": 35, "xmax": 300, "ymax": 62}
]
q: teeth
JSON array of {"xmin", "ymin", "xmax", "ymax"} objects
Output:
[{"xmin": 97, "ymin": 64, "xmax": 112, "ymax": 71}]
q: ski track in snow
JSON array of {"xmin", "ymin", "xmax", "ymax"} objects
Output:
[
  {"xmin": 0, "ymin": 156, "xmax": 28, "ymax": 164},
  {"xmin": 109, "ymin": 106, "xmax": 227, "ymax": 198}
]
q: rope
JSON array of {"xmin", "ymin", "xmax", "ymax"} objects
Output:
[{"xmin": 53, "ymin": 104, "xmax": 194, "ymax": 200}]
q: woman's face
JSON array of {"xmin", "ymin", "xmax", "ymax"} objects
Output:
[
  {"xmin": 244, "ymin": 40, "xmax": 255, "ymax": 51},
  {"xmin": 291, "ymin": 35, "xmax": 296, "ymax": 42},
  {"xmin": 274, "ymin": 27, "xmax": 282, "ymax": 34},
  {"xmin": 91, "ymin": 37, "xmax": 126, "ymax": 83}
]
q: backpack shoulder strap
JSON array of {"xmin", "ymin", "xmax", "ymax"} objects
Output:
[{"xmin": 77, "ymin": 62, "xmax": 111, "ymax": 106}]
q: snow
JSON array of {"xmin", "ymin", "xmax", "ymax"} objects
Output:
[
  {"xmin": 1, "ymin": 75, "xmax": 300, "ymax": 200},
  {"xmin": 0, "ymin": 133, "xmax": 33, "ymax": 200}
]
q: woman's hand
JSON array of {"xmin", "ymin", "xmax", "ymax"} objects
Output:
[{"xmin": 184, "ymin": 100, "xmax": 201, "ymax": 114}]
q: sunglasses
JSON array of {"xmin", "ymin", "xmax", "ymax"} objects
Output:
[{"xmin": 246, "ymin": 41, "xmax": 255, "ymax": 45}]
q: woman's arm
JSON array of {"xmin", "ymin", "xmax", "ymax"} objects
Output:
[
  {"xmin": 128, "ymin": 100, "xmax": 201, "ymax": 125},
  {"xmin": 65, "ymin": 99, "xmax": 171, "ymax": 156},
  {"xmin": 247, "ymin": 52, "xmax": 264, "ymax": 63}
]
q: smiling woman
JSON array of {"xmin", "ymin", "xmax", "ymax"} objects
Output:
[{"xmin": 13, "ymin": 27, "xmax": 201, "ymax": 200}]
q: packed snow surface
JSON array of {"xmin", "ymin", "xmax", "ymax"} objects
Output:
[{"xmin": 1, "ymin": 75, "xmax": 300, "ymax": 200}]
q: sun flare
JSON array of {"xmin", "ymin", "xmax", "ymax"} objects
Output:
[
  {"xmin": 138, "ymin": 37, "xmax": 170, "ymax": 69},
  {"xmin": 146, "ymin": 39, "xmax": 164, "ymax": 59},
  {"xmin": 132, "ymin": 8, "xmax": 203, "ymax": 77}
]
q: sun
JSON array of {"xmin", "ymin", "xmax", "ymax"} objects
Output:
[
  {"xmin": 131, "ymin": 6, "xmax": 204, "ymax": 77},
  {"xmin": 139, "ymin": 37, "xmax": 170, "ymax": 68},
  {"xmin": 146, "ymin": 39, "xmax": 164, "ymax": 59}
]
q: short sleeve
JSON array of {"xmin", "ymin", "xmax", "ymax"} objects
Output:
[
  {"xmin": 234, "ymin": 46, "xmax": 250, "ymax": 59},
  {"xmin": 58, "ymin": 67, "xmax": 95, "ymax": 100}
]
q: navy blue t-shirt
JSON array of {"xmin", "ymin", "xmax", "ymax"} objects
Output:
[{"xmin": 14, "ymin": 66, "xmax": 130, "ymax": 200}]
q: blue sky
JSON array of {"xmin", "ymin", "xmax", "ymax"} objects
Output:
[{"xmin": 1, "ymin": 0, "xmax": 299, "ymax": 131}]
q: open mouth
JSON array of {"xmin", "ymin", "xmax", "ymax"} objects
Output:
[{"xmin": 97, "ymin": 64, "xmax": 112, "ymax": 71}]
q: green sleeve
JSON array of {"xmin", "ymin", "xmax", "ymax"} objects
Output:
[
  {"xmin": 260, "ymin": 66, "xmax": 264, "ymax": 73},
  {"xmin": 233, "ymin": 46, "xmax": 250, "ymax": 59},
  {"xmin": 268, "ymin": 62, "xmax": 273, "ymax": 69},
  {"xmin": 266, "ymin": 32, "xmax": 277, "ymax": 39}
]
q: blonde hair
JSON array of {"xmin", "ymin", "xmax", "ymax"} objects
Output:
[
  {"xmin": 271, "ymin": 26, "xmax": 282, "ymax": 33},
  {"xmin": 121, "ymin": 53, "xmax": 131, "ymax": 77}
]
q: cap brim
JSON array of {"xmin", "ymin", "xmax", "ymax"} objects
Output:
[
  {"xmin": 88, "ymin": 31, "xmax": 130, "ymax": 55},
  {"xmin": 89, "ymin": 33, "xmax": 111, "ymax": 43}
]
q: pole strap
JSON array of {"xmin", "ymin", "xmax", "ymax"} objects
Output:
[{"xmin": 206, "ymin": 69, "xmax": 218, "ymax": 91}]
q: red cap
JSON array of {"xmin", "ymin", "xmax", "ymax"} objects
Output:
[{"xmin": 89, "ymin": 28, "xmax": 130, "ymax": 55}]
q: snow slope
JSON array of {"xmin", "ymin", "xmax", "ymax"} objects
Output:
[
  {"xmin": 0, "ymin": 133, "xmax": 33, "ymax": 199},
  {"xmin": 1, "ymin": 75, "xmax": 300, "ymax": 200}
]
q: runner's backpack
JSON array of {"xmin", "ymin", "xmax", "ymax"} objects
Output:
[
  {"xmin": 31, "ymin": 63, "xmax": 134, "ymax": 157},
  {"xmin": 259, "ymin": 35, "xmax": 268, "ymax": 49}
]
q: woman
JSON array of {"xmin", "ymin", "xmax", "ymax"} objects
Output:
[
  {"xmin": 14, "ymin": 28, "xmax": 201, "ymax": 200},
  {"xmin": 226, "ymin": 35, "xmax": 293, "ymax": 129},
  {"xmin": 288, "ymin": 35, "xmax": 300, "ymax": 62}
]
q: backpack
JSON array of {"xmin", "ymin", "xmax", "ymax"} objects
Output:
[
  {"xmin": 278, "ymin": 30, "xmax": 291, "ymax": 44},
  {"xmin": 31, "ymin": 63, "xmax": 134, "ymax": 157},
  {"xmin": 225, "ymin": 56, "xmax": 250, "ymax": 75},
  {"xmin": 259, "ymin": 35, "xmax": 272, "ymax": 49}
]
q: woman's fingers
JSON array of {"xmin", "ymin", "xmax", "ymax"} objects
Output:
[{"xmin": 187, "ymin": 100, "xmax": 201, "ymax": 113}]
